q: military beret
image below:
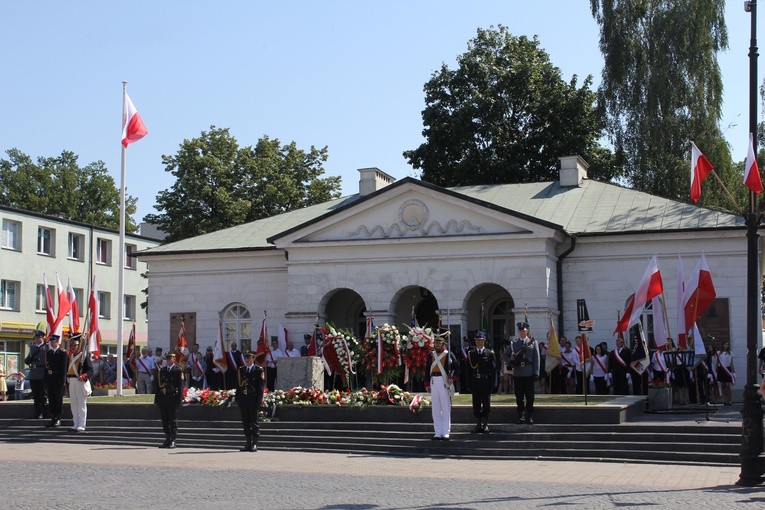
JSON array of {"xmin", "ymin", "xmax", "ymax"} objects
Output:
[{"xmin": 516, "ymin": 322, "xmax": 530, "ymax": 330}]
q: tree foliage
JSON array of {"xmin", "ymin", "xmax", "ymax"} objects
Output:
[
  {"xmin": 591, "ymin": 0, "xmax": 736, "ymax": 208},
  {"xmin": 404, "ymin": 26, "xmax": 619, "ymax": 187},
  {"xmin": 145, "ymin": 126, "xmax": 341, "ymax": 243},
  {"xmin": 0, "ymin": 149, "xmax": 138, "ymax": 231}
]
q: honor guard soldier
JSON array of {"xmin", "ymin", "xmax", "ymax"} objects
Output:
[
  {"xmin": 44, "ymin": 335, "xmax": 68, "ymax": 428},
  {"xmin": 155, "ymin": 352, "xmax": 184, "ymax": 448},
  {"xmin": 505, "ymin": 322, "xmax": 540, "ymax": 424},
  {"xmin": 66, "ymin": 335, "xmax": 94, "ymax": 432},
  {"xmin": 468, "ymin": 331, "xmax": 496, "ymax": 433},
  {"xmin": 236, "ymin": 351, "xmax": 266, "ymax": 452},
  {"xmin": 25, "ymin": 324, "xmax": 49, "ymax": 419},
  {"xmin": 424, "ymin": 331, "xmax": 459, "ymax": 441}
]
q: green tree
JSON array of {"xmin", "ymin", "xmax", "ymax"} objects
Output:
[
  {"xmin": 591, "ymin": 0, "xmax": 736, "ymax": 208},
  {"xmin": 145, "ymin": 126, "xmax": 341, "ymax": 242},
  {"xmin": 0, "ymin": 149, "xmax": 138, "ymax": 231},
  {"xmin": 404, "ymin": 26, "xmax": 619, "ymax": 187}
]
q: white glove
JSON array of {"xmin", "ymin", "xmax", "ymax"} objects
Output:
[
  {"xmin": 707, "ymin": 374, "xmax": 713, "ymax": 381},
  {"xmin": 589, "ymin": 375, "xmax": 594, "ymax": 383},
  {"xmin": 626, "ymin": 374, "xmax": 632, "ymax": 383},
  {"xmin": 606, "ymin": 373, "xmax": 612, "ymax": 381}
]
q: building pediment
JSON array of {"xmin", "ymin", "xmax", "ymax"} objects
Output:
[{"xmin": 270, "ymin": 179, "xmax": 561, "ymax": 247}]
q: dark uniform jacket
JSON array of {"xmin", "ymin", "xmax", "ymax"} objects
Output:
[
  {"xmin": 467, "ymin": 347, "xmax": 496, "ymax": 390},
  {"xmin": 25, "ymin": 342, "xmax": 49, "ymax": 380},
  {"xmin": 235, "ymin": 364, "xmax": 266, "ymax": 407},
  {"xmin": 154, "ymin": 364, "xmax": 184, "ymax": 407},
  {"xmin": 45, "ymin": 347, "xmax": 68, "ymax": 386}
]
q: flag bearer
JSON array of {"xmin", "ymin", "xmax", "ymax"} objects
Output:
[
  {"xmin": 155, "ymin": 353, "xmax": 184, "ymax": 448},
  {"xmin": 424, "ymin": 332, "xmax": 459, "ymax": 440},
  {"xmin": 506, "ymin": 322, "xmax": 540, "ymax": 424}
]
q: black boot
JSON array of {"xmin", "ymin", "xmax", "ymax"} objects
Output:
[
  {"xmin": 525, "ymin": 412, "xmax": 534, "ymax": 425},
  {"xmin": 515, "ymin": 410, "xmax": 525, "ymax": 424},
  {"xmin": 481, "ymin": 417, "xmax": 490, "ymax": 433},
  {"xmin": 167, "ymin": 434, "xmax": 176, "ymax": 449},
  {"xmin": 249, "ymin": 439, "xmax": 257, "ymax": 452},
  {"xmin": 159, "ymin": 435, "xmax": 170, "ymax": 448},
  {"xmin": 471, "ymin": 420, "xmax": 482, "ymax": 433},
  {"xmin": 240, "ymin": 436, "xmax": 252, "ymax": 452}
]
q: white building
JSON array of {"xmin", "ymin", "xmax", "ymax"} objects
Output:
[
  {"xmin": 0, "ymin": 205, "xmax": 160, "ymax": 375},
  {"xmin": 138, "ymin": 157, "xmax": 760, "ymax": 394}
]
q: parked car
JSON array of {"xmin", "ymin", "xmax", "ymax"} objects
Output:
[{"xmin": 6, "ymin": 368, "xmax": 32, "ymax": 400}]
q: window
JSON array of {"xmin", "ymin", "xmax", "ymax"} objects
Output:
[
  {"xmin": 222, "ymin": 303, "xmax": 252, "ymax": 352},
  {"xmin": 97, "ymin": 238, "xmax": 112, "ymax": 265},
  {"xmin": 124, "ymin": 295, "xmax": 136, "ymax": 321},
  {"xmin": 2, "ymin": 219, "xmax": 21, "ymax": 251},
  {"xmin": 73, "ymin": 288, "xmax": 85, "ymax": 316},
  {"xmin": 68, "ymin": 233, "xmax": 85, "ymax": 261},
  {"xmin": 98, "ymin": 291, "xmax": 111, "ymax": 319},
  {"xmin": 36, "ymin": 284, "xmax": 55, "ymax": 312},
  {"xmin": 0, "ymin": 280, "xmax": 19, "ymax": 310},
  {"xmin": 100, "ymin": 344, "xmax": 117, "ymax": 356},
  {"xmin": 125, "ymin": 243, "xmax": 137, "ymax": 270},
  {"xmin": 37, "ymin": 227, "xmax": 55, "ymax": 256}
]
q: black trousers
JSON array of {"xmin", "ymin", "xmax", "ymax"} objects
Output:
[
  {"xmin": 158, "ymin": 403, "xmax": 179, "ymax": 438},
  {"xmin": 513, "ymin": 375, "xmax": 535, "ymax": 415},
  {"xmin": 239, "ymin": 403, "xmax": 260, "ymax": 439},
  {"xmin": 471, "ymin": 382, "xmax": 491, "ymax": 419},
  {"xmin": 46, "ymin": 382, "xmax": 64, "ymax": 421},
  {"xmin": 594, "ymin": 376, "xmax": 608, "ymax": 395},
  {"xmin": 576, "ymin": 371, "xmax": 590, "ymax": 394},
  {"xmin": 30, "ymin": 379, "xmax": 47, "ymax": 416},
  {"xmin": 267, "ymin": 367, "xmax": 277, "ymax": 392}
]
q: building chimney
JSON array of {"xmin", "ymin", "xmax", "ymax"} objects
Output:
[
  {"xmin": 558, "ymin": 155, "xmax": 589, "ymax": 187},
  {"xmin": 358, "ymin": 167, "xmax": 395, "ymax": 197}
]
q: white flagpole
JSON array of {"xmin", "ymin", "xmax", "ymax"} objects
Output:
[{"xmin": 116, "ymin": 81, "xmax": 128, "ymax": 396}]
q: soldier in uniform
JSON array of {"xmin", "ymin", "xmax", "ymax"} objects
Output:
[
  {"xmin": 468, "ymin": 331, "xmax": 496, "ymax": 433},
  {"xmin": 66, "ymin": 335, "xmax": 94, "ymax": 432},
  {"xmin": 155, "ymin": 352, "xmax": 184, "ymax": 448},
  {"xmin": 424, "ymin": 332, "xmax": 459, "ymax": 440},
  {"xmin": 24, "ymin": 325, "xmax": 49, "ymax": 419},
  {"xmin": 44, "ymin": 335, "xmax": 68, "ymax": 428},
  {"xmin": 236, "ymin": 351, "xmax": 266, "ymax": 452},
  {"xmin": 505, "ymin": 322, "xmax": 540, "ymax": 424}
]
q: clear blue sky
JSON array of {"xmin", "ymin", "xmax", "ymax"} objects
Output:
[{"xmin": 0, "ymin": 1, "xmax": 756, "ymax": 224}]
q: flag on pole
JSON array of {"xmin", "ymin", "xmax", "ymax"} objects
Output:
[
  {"xmin": 629, "ymin": 324, "xmax": 650, "ymax": 375},
  {"xmin": 682, "ymin": 254, "xmax": 716, "ymax": 333},
  {"xmin": 277, "ymin": 323, "xmax": 288, "ymax": 353},
  {"xmin": 124, "ymin": 322, "xmax": 136, "ymax": 382},
  {"xmin": 307, "ymin": 323, "xmax": 318, "ymax": 357},
  {"xmin": 255, "ymin": 314, "xmax": 270, "ymax": 366},
  {"xmin": 122, "ymin": 92, "xmax": 148, "ymax": 147},
  {"xmin": 676, "ymin": 256, "xmax": 686, "ymax": 349},
  {"xmin": 42, "ymin": 274, "xmax": 55, "ymax": 338},
  {"xmin": 87, "ymin": 275, "xmax": 100, "ymax": 358},
  {"xmin": 690, "ymin": 141, "xmax": 713, "ymax": 203},
  {"xmin": 545, "ymin": 316, "xmax": 561, "ymax": 373},
  {"xmin": 614, "ymin": 255, "xmax": 664, "ymax": 333},
  {"xmin": 745, "ymin": 133, "xmax": 763, "ymax": 194},
  {"xmin": 175, "ymin": 318, "xmax": 188, "ymax": 367},
  {"xmin": 651, "ymin": 295, "xmax": 668, "ymax": 350},
  {"xmin": 213, "ymin": 331, "xmax": 227, "ymax": 373},
  {"xmin": 52, "ymin": 274, "xmax": 71, "ymax": 339},
  {"xmin": 691, "ymin": 323, "xmax": 706, "ymax": 367},
  {"xmin": 67, "ymin": 279, "xmax": 80, "ymax": 335}
]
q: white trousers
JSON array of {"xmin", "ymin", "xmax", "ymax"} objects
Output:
[
  {"xmin": 68, "ymin": 379, "xmax": 88, "ymax": 430},
  {"xmin": 430, "ymin": 375, "xmax": 451, "ymax": 438}
]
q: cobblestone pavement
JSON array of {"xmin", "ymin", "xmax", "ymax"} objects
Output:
[{"xmin": 0, "ymin": 441, "xmax": 761, "ymax": 509}]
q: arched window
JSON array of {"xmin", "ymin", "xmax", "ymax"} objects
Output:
[{"xmin": 222, "ymin": 304, "xmax": 252, "ymax": 352}]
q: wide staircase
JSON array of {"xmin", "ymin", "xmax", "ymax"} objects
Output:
[{"xmin": 0, "ymin": 416, "xmax": 741, "ymax": 466}]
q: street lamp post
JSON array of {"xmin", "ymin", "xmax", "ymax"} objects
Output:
[{"xmin": 738, "ymin": 0, "xmax": 765, "ymax": 486}]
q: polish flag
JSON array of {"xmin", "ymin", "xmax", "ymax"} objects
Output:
[
  {"xmin": 175, "ymin": 318, "xmax": 188, "ymax": 365},
  {"xmin": 255, "ymin": 316, "xmax": 270, "ymax": 366},
  {"xmin": 614, "ymin": 256, "xmax": 664, "ymax": 333},
  {"xmin": 676, "ymin": 256, "xmax": 687, "ymax": 348},
  {"xmin": 682, "ymin": 254, "xmax": 716, "ymax": 333},
  {"xmin": 122, "ymin": 92, "xmax": 148, "ymax": 147},
  {"xmin": 277, "ymin": 322, "xmax": 288, "ymax": 354},
  {"xmin": 213, "ymin": 331, "xmax": 227, "ymax": 373},
  {"xmin": 690, "ymin": 142, "xmax": 713, "ymax": 203},
  {"xmin": 52, "ymin": 274, "xmax": 71, "ymax": 338},
  {"xmin": 651, "ymin": 295, "xmax": 668, "ymax": 350},
  {"xmin": 745, "ymin": 133, "xmax": 763, "ymax": 194},
  {"xmin": 87, "ymin": 275, "xmax": 100, "ymax": 358},
  {"xmin": 124, "ymin": 323, "xmax": 136, "ymax": 381},
  {"xmin": 42, "ymin": 274, "xmax": 55, "ymax": 337},
  {"xmin": 307, "ymin": 324, "xmax": 318, "ymax": 357},
  {"xmin": 67, "ymin": 279, "xmax": 80, "ymax": 335}
]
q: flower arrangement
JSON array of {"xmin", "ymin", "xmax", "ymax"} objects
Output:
[
  {"xmin": 401, "ymin": 325, "xmax": 434, "ymax": 380},
  {"xmin": 321, "ymin": 323, "xmax": 362, "ymax": 386},
  {"xmin": 263, "ymin": 385, "xmax": 430, "ymax": 414},
  {"xmin": 92, "ymin": 382, "xmax": 134, "ymax": 389},
  {"xmin": 182, "ymin": 387, "xmax": 236, "ymax": 407},
  {"xmin": 362, "ymin": 324, "xmax": 404, "ymax": 384}
]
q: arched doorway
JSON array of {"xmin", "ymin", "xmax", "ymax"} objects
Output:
[
  {"xmin": 391, "ymin": 285, "xmax": 440, "ymax": 330},
  {"xmin": 464, "ymin": 284, "xmax": 514, "ymax": 349},
  {"xmin": 321, "ymin": 288, "xmax": 367, "ymax": 339}
]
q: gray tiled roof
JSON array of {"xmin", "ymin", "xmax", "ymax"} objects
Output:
[{"xmin": 141, "ymin": 178, "xmax": 744, "ymax": 255}]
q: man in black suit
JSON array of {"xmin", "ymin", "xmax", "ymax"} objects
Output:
[
  {"xmin": 225, "ymin": 341, "xmax": 243, "ymax": 390},
  {"xmin": 608, "ymin": 336, "xmax": 632, "ymax": 395},
  {"xmin": 468, "ymin": 331, "xmax": 496, "ymax": 433},
  {"xmin": 236, "ymin": 351, "xmax": 265, "ymax": 452},
  {"xmin": 155, "ymin": 352, "xmax": 184, "ymax": 448},
  {"xmin": 44, "ymin": 335, "xmax": 68, "ymax": 428},
  {"xmin": 25, "ymin": 327, "xmax": 49, "ymax": 419}
]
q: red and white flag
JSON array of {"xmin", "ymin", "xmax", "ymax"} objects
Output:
[
  {"xmin": 176, "ymin": 319, "xmax": 188, "ymax": 355},
  {"xmin": 213, "ymin": 331, "xmax": 228, "ymax": 373},
  {"xmin": 614, "ymin": 255, "xmax": 664, "ymax": 333},
  {"xmin": 676, "ymin": 256, "xmax": 687, "ymax": 348},
  {"xmin": 124, "ymin": 323, "xmax": 136, "ymax": 381},
  {"xmin": 682, "ymin": 254, "xmax": 716, "ymax": 333},
  {"xmin": 256, "ymin": 315, "xmax": 270, "ymax": 365},
  {"xmin": 277, "ymin": 322, "xmax": 288, "ymax": 354},
  {"xmin": 42, "ymin": 274, "xmax": 55, "ymax": 337},
  {"xmin": 52, "ymin": 274, "xmax": 71, "ymax": 338},
  {"xmin": 745, "ymin": 133, "xmax": 763, "ymax": 194},
  {"xmin": 122, "ymin": 91, "xmax": 148, "ymax": 148},
  {"xmin": 651, "ymin": 295, "xmax": 668, "ymax": 350},
  {"xmin": 67, "ymin": 279, "xmax": 80, "ymax": 335},
  {"xmin": 690, "ymin": 142, "xmax": 713, "ymax": 203},
  {"xmin": 87, "ymin": 275, "xmax": 100, "ymax": 358}
]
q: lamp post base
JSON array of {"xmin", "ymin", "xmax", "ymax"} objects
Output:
[{"xmin": 737, "ymin": 384, "xmax": 764, "ymax": 486}]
